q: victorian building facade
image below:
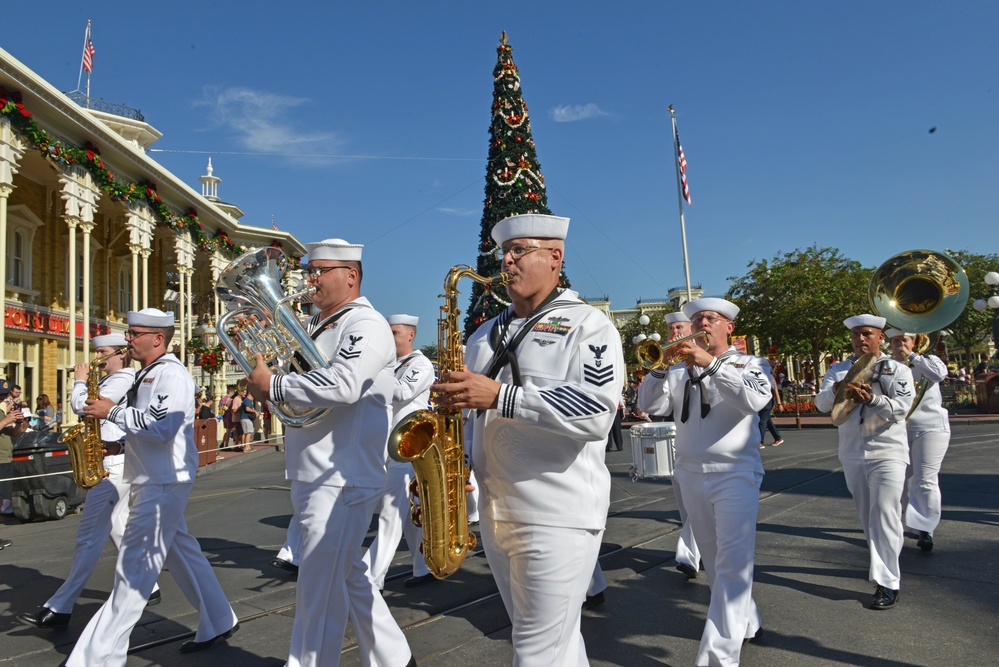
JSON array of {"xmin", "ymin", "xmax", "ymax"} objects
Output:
[{"xmin": 1, "ymin": 46, "xmax": 306, "ymax": 421}]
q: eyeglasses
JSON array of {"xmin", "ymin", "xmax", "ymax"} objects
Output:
[
  {"xmin": 302, "ymin": 265, "xmax": 352, "ymax": 279},
  {"xmin": 123, "ymin": 329, "xmax": 158, "ymax": 339},
  {"xmin": 498, "ymin": 245, "xmax": 553, "ymax": 261},
  {"xmin": 690, "ymin": 315, "xmax": 729, "ymax": 326}
]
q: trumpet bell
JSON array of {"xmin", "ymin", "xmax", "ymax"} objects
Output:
[{"xmin": 869, "ymin": 250, "xmax": 969, "ymax": 334}]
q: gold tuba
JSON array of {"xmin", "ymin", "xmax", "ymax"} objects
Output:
[
  {"xmin": 387, "ymin": 266, "xmax": 510, "ymax": 579},
  {"xmin": 59, "ymin": 348, "xmax": 125, "ymax": 489},
  {"xmin": 870, "ymin": 250, "xmax": 969, "ymax": 418},
  {"xmin": 635, "ymin": 331, "xmax": 708, "ymax": 370},
  {"xmin": 216, "ymin": 246, "xmax": 331, "ymax": 427}
]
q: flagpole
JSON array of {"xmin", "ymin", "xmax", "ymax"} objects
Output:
[
  {"xmin": 76, "ymin": 21, "xmax": 90, "ymax": 93},
  {"xmin": 80, "ymin": 19, "xmax": 91, "ymax": 103},
  {"xmin": 669, "ymin": 105, "xmax": 693, "ymax": 303}
]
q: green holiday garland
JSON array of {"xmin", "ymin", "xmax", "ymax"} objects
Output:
[{"xmin": 1, "ymin": 86, "xmax": 296, "ymax": 262}]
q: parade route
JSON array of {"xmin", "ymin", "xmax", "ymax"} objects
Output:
[{"xmin": 1, "ymin": 423, "xmax": 997, "ymax": 666}]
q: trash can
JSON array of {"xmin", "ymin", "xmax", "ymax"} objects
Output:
[
  {"xmin": 10, "ymin": 430, "xmax": 88, "ymax": 522},
  {"xmin": 975, "ymin": 373, "xmax": 999, "ymax": 413},
  {"xmin": 628, "ymin": 422, "xmax": 676, "ymax": 480},
  {"xmin": 195, "ymin": 418, "xmax": 218, "ymax": 467}
]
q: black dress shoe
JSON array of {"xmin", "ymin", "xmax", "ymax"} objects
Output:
[
  {"xmin": 179, "ymin": 623, "xmax": 239, "ymax": 653},
  {"xmin": 404, "ymin": 573, "xmax": 436, "ymax": 588},
  {"xmin": 744, "ymin": 627, "xmax": 763, "ymax": 644},
  {"xmin": 270, "ymin": 557, "xmax": 299, "ymax": 574},
  {"xmin": 582, "ymin": 591, "xmax": 605, "ymax": 610},
  {"xmin": 870, "ymin": 585, "xmax": 899, "ymax": 610},
  {"xmin": 917, "ymin": 531, "xmax": 934, "ymax": 552},
  {"xmin": 405, "ymin": 656, "xmax": 418, "ymax": 667},
  {"xmin": 0, "ymin": 538, "xmax": 11, "ymax": 550},
  {"xmin": 676, "ymin": 562, "xmax": 698, "ymax": 579},
  {"xmin": 147, "ymin": 589, "xmax": 162, "ymax": 606},
  {"xmin": 19, "ymin": 608, "xmax": 71, "ymax": 629}
]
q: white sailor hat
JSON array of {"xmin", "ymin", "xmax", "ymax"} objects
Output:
[
  {"xmin": 386, "ymin": 314, "xmax": 419, "ymax": 327},
  {"xmin": 682, "ymin": 297, "xmax": 740, "ymax": 321},
  {"xmin": 92, "ymin": 333, "xmax": 127, "ymax": 348},
  {"xmin": 491, "ymin": 214, "xmax": 570, "ymax": 246},
  {"xmin": 305, "ymin": 238, "xmax": 363, "ymax": 262},
  {"xmin": 664, "ymin": 312, "xmax": 691, "ymax": 325},
  {"xmin": 884, "ymin": 328, "xmax": 915, "ymax": 339},
  {"xmin": 127, "ymin": 308, "xmax": 174, "ymax": 327},
  {"xmin": 843, "ymin": 314, "xmax": 886, "ymax": 330}
]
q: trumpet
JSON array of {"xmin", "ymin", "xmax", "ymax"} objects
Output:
[{"xmin": 635, "ymin": 331, "xmax": 708, "ymax": 370}]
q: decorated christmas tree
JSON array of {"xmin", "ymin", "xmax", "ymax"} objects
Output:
[{"xmin": 463, "ymin": 31, "xmax": 570, "ymax": 338}]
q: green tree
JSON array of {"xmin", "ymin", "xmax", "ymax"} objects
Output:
[
  {"xmin": 726, "ymin": 246, "xmax": 871, "ymax": 374},
  {"xmin": 463, "ymin": 31, "xmax": 569, "ymax": 339},
  {"xmin": 942, "ymin": 249, "xmax": 999, "ymax": 365},
  {"xmin": 420, "ymin": 343, "xmax": 439, "ymax": 362}
]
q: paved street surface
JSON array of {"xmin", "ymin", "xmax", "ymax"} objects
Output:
[{"xmin": 2, "ymin": 423, "xmax": 997, "ymax": 666}]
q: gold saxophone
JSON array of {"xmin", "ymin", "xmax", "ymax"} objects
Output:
[
  {"xmin": 388, "ymin": 266, "xmax": 510, "ymax": 579},
  {"xmin": 60, "ymin": 348, "xmax": 124, "ymax": 489}
]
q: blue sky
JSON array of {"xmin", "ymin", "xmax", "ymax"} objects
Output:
[{"xmin": 4, "ymin": 2, "xmax": 997, "ymax": 347}]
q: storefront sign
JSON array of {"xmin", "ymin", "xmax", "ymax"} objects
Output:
[{"xmin": 4, "ymin": 305, "xmax": 110, "ymax": 338}]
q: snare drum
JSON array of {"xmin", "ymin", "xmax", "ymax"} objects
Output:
[{"xmin": 628, "ymin": 422, "xmax": 676, "ymax": 479}]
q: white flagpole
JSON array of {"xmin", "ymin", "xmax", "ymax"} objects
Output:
[
  {"xmin": 669, "ymin": 105, "xmax": 693, "ymax": 303},
  {"xmin": 76, "ymin": 21, "xmax": 90, "ymax": 93},
  {"xmin": 84, "ymin": 21, "xmax": 92, "ymax": 103}
]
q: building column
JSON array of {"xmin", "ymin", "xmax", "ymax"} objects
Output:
[
  {"xmin": 1, "ymin": 118, "xmax": 25, "ymax": 372},
  {"xmin": 79, "ymin": 220, "xmax": 95, "ymax": 352},
  {"xmin": 140, "ymin": 248, "xmax": 151, "ymax": 308},
  {"xmin": 129, "ymin": 244, "xmax": 141, "ymax": 311},
  {"xmin": 60, "ymin": 165, "xmax": 100, "ymax": 373}
]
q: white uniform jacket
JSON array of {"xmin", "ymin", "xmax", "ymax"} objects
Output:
[
  {"xmin": 905, "ymin": 353, "xmax": 950, "ymax": 433},
  {"xmin": 815, "ymin": 354, "xmax": 914, "ymax": 463},
  {"xmin": 71, "ymin": 368, "xmax": 135, "ymax": 444},
  {"xmin": 464, "ymin": 290, "xmax": 624, "ymax": 531},
  {"xmin": 270, "ymin": 297, "xmax": 396, "ymax": 488},
  {"xmin": 392, "ymin": 350, "xmax": 434, "ymax": 427},
  {"xmin": 106, "ymin": 354, "xmax": 197, "ymax": 484},
  {"xmin": 637, "ymin": 348, "xmax": 771, "ymax": 474}
]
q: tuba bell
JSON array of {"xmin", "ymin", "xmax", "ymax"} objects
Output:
[
  {"xmin": 216, "ymin": 246, "xmax": 331, "ymax": 427},
  {"xmin": 869, "ymin": 249, "xmax": 969, "ymax": 334}
]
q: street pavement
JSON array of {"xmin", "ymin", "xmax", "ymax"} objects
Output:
[{"xmin": 1, "ymin": 423, "xmax": 998, "ymax": 666}]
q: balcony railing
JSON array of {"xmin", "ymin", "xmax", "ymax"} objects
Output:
[{"xmin": 64, "ymin": 91, "xmax": 144, "ymax": 122}]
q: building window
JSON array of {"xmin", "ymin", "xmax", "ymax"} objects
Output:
[
  {"xmin": 5, "ymin": 205, "xmax": 43, "ymax": 290},
  {"xmin": 10, "ymin": 231, "xmax": 24, "ymax": 286},
  {"xmin": 118, "ymin": 265, "xmax": 133, "ymax": 313}
]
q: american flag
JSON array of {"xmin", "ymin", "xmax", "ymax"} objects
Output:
[
  {"xmin": 82, "ymin": 33, "xmax": 96, "ymax": 74},
  {"xmin": 675, "ymin": 126, "xmax": 691, "ymax": 205}
]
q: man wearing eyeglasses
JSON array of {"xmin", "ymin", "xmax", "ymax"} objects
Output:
[
  {"xmin": 20, "ymin": 334, "xmax": 166, "ymax": 630},
  {"xmin": 435, "ymin": 214, "xmax": 624, "ymax": 666},
  {"xmin": 637, "ymin": 297, "xmax": 771, "ymax": 667},
  {"xmin": 68, "ymin": 309, "xmax": 237, "ymax": 665},
  {"xmin": 244, "ymin": 239, "xmax": 414, "ymax": 667}
]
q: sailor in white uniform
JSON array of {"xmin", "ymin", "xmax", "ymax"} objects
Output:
[
  {"xmin": 245, "ymin": 239, "xmax": 414, "ymax": 667},
  {"xmin": 815, "ymin": 315, "xmax": 913, "ymax": 610},
  {"xmin": 636, "ymin": 297, "xmax": 771, "ymax": 666},
  {"xmin": 19, "ymin": 334, "xmax": 163, "ymax": 630},
  {"xmin": 69, "ymin": 310, "xmax": 238, "ymax": 665},
  {"xmin": 887, "ymin": 328, "xmax": 949, "ymax": 552},
  {"xmin": 435, "ymin": 214, "xmax": 624, "ymax": 667},
  {"xmin": 638, "ymin": 310, "xmax": 702, "ymax": 579},
  {"xmin": 361, "ymin": 314, "xmax": 435, "ymax": 589}
]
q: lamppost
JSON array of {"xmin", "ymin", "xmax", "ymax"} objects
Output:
[
  {"xmin": 632, "ymin": 315, "xmax": 662, "ymax": 347},
  {"xmin": 972, "ymin": 271, "xmax": 999, "ymax": 369}
]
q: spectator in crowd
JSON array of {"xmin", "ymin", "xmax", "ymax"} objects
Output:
[
  {"xmin": 33, "ymin": 394, "xmax": 54, "ymax": 431},
  {"xmin": 218, "ymin": 385, "xmax": 237, "ymax": 451},
  {"xmin": 198, "ymin": 396, "xmax": 216, "ymax": 420},
  {"xmin": 1, "ymin": 380, "xmax": 26, "ymax": 519}
]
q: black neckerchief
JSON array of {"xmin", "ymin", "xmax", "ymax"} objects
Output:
[
  {"xmin": 680, "ymin": 349, "xmax": 738, "ymax": 423},
  {"xmin": 483, "ymin": 287, "xmax": 563, "ymax": 385},
  {"xmin": 125, "ymin": 355, "xmax": 170, "ymax": 408}
]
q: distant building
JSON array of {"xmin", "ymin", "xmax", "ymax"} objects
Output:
[
  {"xmin": 582, "ymin": 284, "xmax": 705, "ymax": 329},
  {"xmin": 1, "ymin": 46, "xmax": 305, "ymax": 417}
]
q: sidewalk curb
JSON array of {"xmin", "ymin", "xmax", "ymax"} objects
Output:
[{"xmin": 196, "ymin": 440, "xmax": 284, "ymax": 477}]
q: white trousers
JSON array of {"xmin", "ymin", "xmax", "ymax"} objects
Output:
[
  {"xmin": 361, "ymin": 463, "xmax": 429, "ymax": 589},
  {"xmin": 67, "ymin": 483, "xmax": 237, "ymax": 667},
  {"xmin": 480, "ymin": 516, "xmax": 601, "ymax": 667},
  {"xmin": 673, "ymin": 475, "xmax": 701, "ymax": 570},
  {"xmin": 277, "ymin": 510, "xmax": 303, "ymax": 565},
  {"xmin": 46, "ymin": 459, "xmax": 160, "ymax": 614},
  {"xmin": 286, "ymin": 481, "xmax": 411, "ymax": 667},
  {"xmin": 674, "ymin": 469, "xmax": 762, "ymax": 667},
  {"xmin": 841, "ymin": 457, "xmax": 905, "ymax": 589},
  {"xmin": 902, "ymin": 429, "xmax": 950, "ymax": 534},
  {"xmin": 587, "ymin": 561, "xmax": 606, "ymax": 597},
  {"xmin": 466, "ymin": 469, "xmax": 480, "ymax": 522}
]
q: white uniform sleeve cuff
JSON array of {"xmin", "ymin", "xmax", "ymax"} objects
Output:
[{"xmin": 497, "ymin": 384, "xmax": 521, "ymax": 419}]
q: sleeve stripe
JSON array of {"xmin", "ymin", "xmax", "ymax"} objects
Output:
[{"xmin": 539, "ymin": 385, "xmax": 606, "ymax": 418}]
